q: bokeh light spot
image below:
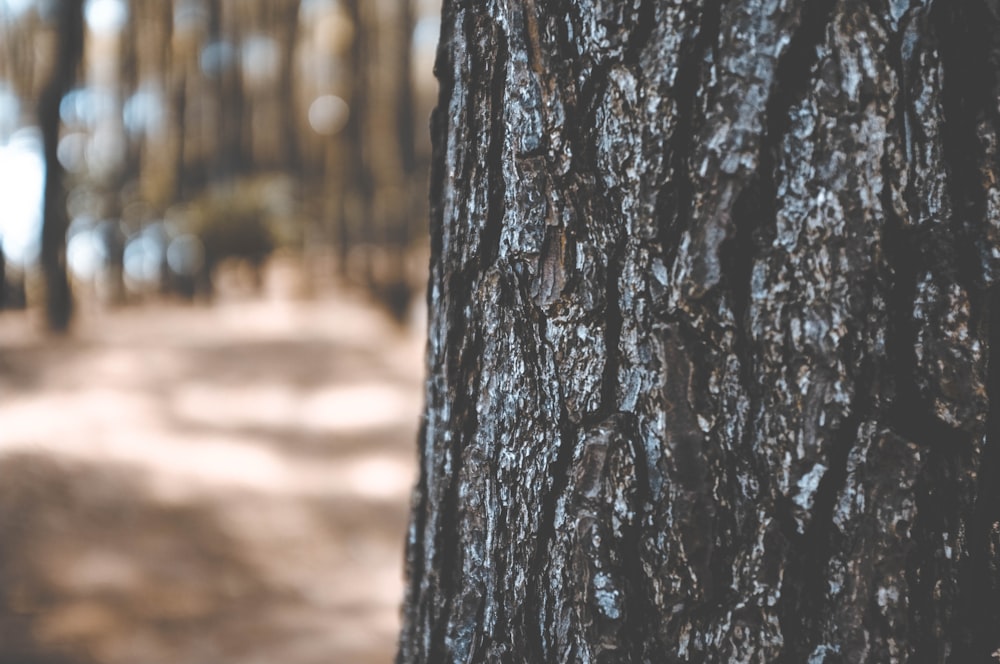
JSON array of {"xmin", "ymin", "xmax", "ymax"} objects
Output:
[{"xmin": 308, "ymin": 95, "xmax": 349, "ymax": 136}]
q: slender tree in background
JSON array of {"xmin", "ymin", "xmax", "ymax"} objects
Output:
[
  {"xmin": 0, "ymin": 238, "xmax": 6, "ymax": 310},
  {"xmin": 399, "ymin": 0, "xmax": 1000, "ymax": 661},
  {"xmin": 38, "ymin": 0, "xmax": 84, "ymax": 332},
  {"xmin": 336, "ymin": 0, "xmax": 422, "ymax": 313},
  {"xmin": 277, "ymin": 0, "xmax": 303, "ymax": 176},
  {"xmin": 339, "ymin": 0, "xmax": 375, "ymax": 282},
  {"xmin": 168, "ymin": 0, "xmax": 190, "ymax": 203},
  {"xmin": 380, "ymin": 0, "xmax": 419, "ymax": 319}
]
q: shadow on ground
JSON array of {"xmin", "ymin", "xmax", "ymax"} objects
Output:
[
  {"xmin": 0, "ymin": 453, "xmax": 278, "ymax": 664},
  {"xmin": 0, "ymin": 288, "xmax": 423, "ymax": 664}
]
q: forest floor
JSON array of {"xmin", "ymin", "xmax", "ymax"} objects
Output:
[{"xmin": 0, "ymin": 262, "xmax": 424, "ymax": 664}]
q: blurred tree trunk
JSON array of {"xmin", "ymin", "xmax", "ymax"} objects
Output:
[
  {"xmin": 96, "ymin": 5, "xmax": 138, "ymax": 307},
  {"xmin": 380, "ymin": 0, "xmax": 418, "ymax": 319},
  {"xmin": 339, "ymin": 0, "xmax": 374, "ymax": 282},
  {"xmin": 341, "ymin": 0, "xmax": 421, "ymax": 317},
  {"xmin": 398, "ymin": 0, "xmax": 1000, "ymax": 661},
  {"xmin": 1, "ymin": 8, "xmax": 39, "ymax": 102},
  {"xmin": 169, "ymin": 0, "xmax": 189, "ymax": 203},
  {"xmin": 278, "ymin": 0, "xmax": 302, "ymax": 176},
  {"xmin": 38, "ymin": 0, "xmax": 84, "ymax": 332},
  {"xmin": 0, "ymin": 240, "xmax": 6, "ymax": 310},
  {"xmin": 395, "ymin": 0, "xmax": 416, "ymax": 213},
  {"xmin": 208, "ymin": 0, "xmax": 244, "ymax": 181}
]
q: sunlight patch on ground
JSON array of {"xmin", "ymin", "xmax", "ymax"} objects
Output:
[
  {"xmin": 169, "ymin": 381, "xmax": 419, "ymax": 434},
  {"xmin": 170, "ymin": 383, "xmax": 300, "ymax": 430},
  {"xmin": 300, "ymin": 383, "xmax": 418, "ymax": 433},
  {"xmin": 0, "ymin": 416, "xmax": 414, "ymax": 501},
  {"xmin": 0, "ymin": 287, "xmax": 424, "ymax": 663}
]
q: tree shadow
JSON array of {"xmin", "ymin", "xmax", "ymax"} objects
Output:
[
  {"xmin": 164, "ymin": 418, "xmax": 421, "ymax": 460},
  {"xmin": 0, "ymin": 336, "xmax": 409, "ymax": 394},
  {"xmin": 0, "ymin": 453, "xmax": 288, "ymax": 664},
  {"xmin": 172, "ymin": 338, "xmax": 409, "ymax": 389}
]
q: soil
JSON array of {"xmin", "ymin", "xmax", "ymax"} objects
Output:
[{"xmin": 0, "ymin": 276, "xmax": 424, "ymax": 664}]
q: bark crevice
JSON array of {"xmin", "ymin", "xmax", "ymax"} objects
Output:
[
  {"xmin": 932, "ymin": 1, "xmax": 1000, "ymax": 656},
  {"xmin": 881, "ymin": 224, "xmax": 967, "ymax": 442},
  {"xmin": 778, "ymin": 390, "xmax": 870, "ymax": 659},
  {"xmin": 623, "ymin": 0, "xmax": 657, "ymax": 68},
  {"xmin": 527, "ymin": 337, "xmax": 579, "ymax": 661},
  {"xmin": 973, "ymin": 284, "xmax": 1000, "ymax": 657},
  {"xmin": 656, "ymin": 0, "xmax": 723, "ymax": 265},
  {"xmin": 881, "ymin": 213, "xmax": 978, "ymax": 659},
  {"xmin": 478, "ymin": 20, "xmax": 508, "ymax": 269},
  {"xmin": 714, "ymin": 0, "xmax": 838, "ymax": 288},
  {"xmin": 426, "ymin": 344, "xmax": 479, "ymax": 663},
  {"xmin": 617, "ymin": 418, "xmax": 655, "ymax": 661},
  {"xmin": 720, "ymin": 179, "xmax": 766, "ymax": 399},
  {"xmin": 598, "ymin": 241, "xmax": 625, "ymax": 422},
  {"xmin": 751, "ymin": 0, "xmax": 839, "ymax": 247},
  {"xmin": 935, "ymin": 0, "xmax": 996, "ymax": 298},
  {"xmin": 501, "ymin": 255, "xmax": 583, "ymax": 661},
  {"xmin": 763, "ymin": 0, "xmax": 839, "ymax": 151}
]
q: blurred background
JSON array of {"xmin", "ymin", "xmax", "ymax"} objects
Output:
[{"xmin": 0, "ymin": 0, "xmax": 437, "ymax": 661}]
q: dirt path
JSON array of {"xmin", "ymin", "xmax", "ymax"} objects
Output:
[{"xmin": 0, "ymin": 286, "xmax": 423, "ymax": 664}]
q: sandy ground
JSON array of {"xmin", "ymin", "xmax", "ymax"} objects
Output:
[{"xmin": 0, "ymin": 277, "xmax": 424, "ymax": 664}]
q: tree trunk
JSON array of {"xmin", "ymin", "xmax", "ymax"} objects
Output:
[
  {"xmin": 398, "ymin": 0, "xmax": 1000, "ymax": 662},
  {"xmin": 277, "ymin": 0, "xmax": 303, "ymax": 176},
  {"xmin": 0, "ymin": 240, "xmax": 6, "ymax": 311},
  {"xmin": 38, "ymin": 0, "xmax": 84, "ymax": 333},
  {"xmin": 339, "ymin": 0, "xmax": 376, "ymax": 283}
]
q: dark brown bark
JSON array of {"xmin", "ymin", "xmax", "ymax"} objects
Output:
[
  {"xmin": 399, "ymin": 0, "xmax": 1000, "ymax": 662},
  {"xmin": 38, "ymin": 0, "xmax": 84, "ymax": 333}
]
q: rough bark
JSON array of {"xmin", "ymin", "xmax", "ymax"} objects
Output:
[{"xmin": 399, "ymin": 0, "xmax": 1000, "ymax": 662}]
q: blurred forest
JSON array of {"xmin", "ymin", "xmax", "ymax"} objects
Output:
[
  {"xmin": 0, "ymin": 0, "xmax": 439, "ymax": 328},
  {"xmin": 0, "ymin": 1, "xmax": 436, "ymax": 662}
]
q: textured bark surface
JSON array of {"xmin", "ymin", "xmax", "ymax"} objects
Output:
[{"xmin": 399, "ymin": 1, "xmax": 1000, "ymax": 661}]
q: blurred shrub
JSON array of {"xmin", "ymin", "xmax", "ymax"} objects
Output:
[{"xmin": 187, "ymin": 190, "xmax": 275, "ymax": 271}]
